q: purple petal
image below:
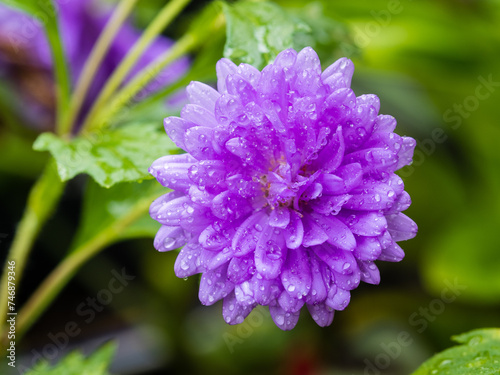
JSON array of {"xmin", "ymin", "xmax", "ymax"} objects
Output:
[
  {"xmin": 333, "ymin": 266, "xmax": 361, "ymax": 290},
  {"xmin": 339, "ymin": 211, "xmax": 388, "ymax": 237},
  {"xmin": 310, "ymin": 194, "xmax": 351, "ymax": 215},
  {"xmin": 357, "ymin": 260, "xmax": 380, "ymax": 285},
  {"xmin": 232, "ymin": 211, "xmax": 268, "ymax": 256},
  {"xmin": 251, "ymin": 274, "xmax": 281, "ymax": 305},
  {"xmin": 344, "ymin": 181, "xmax": 397, "ymax": 211},
  {"xmin": 216, "ymin": 58, "xmax": 238, "ymax": 93},
  {"xmin": 186, "ymin": 81, "xmax": 220, "ymax": 112},
  {"xmin": 164, "ymin": 117, "xmax": 193, "ymax": 150},
  {"xmin": 149, "ymin": 154, "xmax": 197, "ymax": 192},
  {"xmin": 181, "ymin": 104, "xmax": 218, "ymax": 128},
  {"xmin": 199, "ymin": 264, "xmax": 234, "ymax": 305},
  {"xmin": 326, "ymin": 286, "xmax": 351, "ymax": 311},
  {"xmin": 150, "ymin": 194, "xmax": 190, "ymax": 226},
  {"xmin": 307, "ymin": 302, "xmax": 335, "ymax": 327},
  {"xmin": 285, "ymin": 210, "xmax": 304, "ymax": 249},
  {"xmin": 227, "ymin": 253, "xmax": 255, "ymax": 284},
  {"xmin": 255, "ymin": 223, "xmax": 287, "ymax": 279},
  {"xmin": 234, "ymin": 280, "xmax": 256, "ymax": 306},
  {"xmin": 385, "ymin": 191, "xmax": 412, "ymax": 214},
  {"xmin": 373, "ymin": 115, "xmax": 397, "ymax": 133},
  {"xmin": 396, "ymin": 137, "xmax": 417, "ymax": 169},
  {"xmin": 353, "ymin": 236, "xmax": 382, "ymax": 261},
  {"xmin": 278, "ymin": 290, "xmax": 305, "ymax": 313},
  {"xmin": 154, "ymin": 225, "xmax": 186, "ymax": 252},
  {"xmin": 269, "ymin": 206, "xmax": 290, "ymax": 228},
  {"xmin": 222, "ymin": 291, "xmax": 255, "ymax": 325},
  {"xmin": 236, "ymin": 63, "xmax": 261, "ymax": 86},
  {"xmin": 312, "ymin": 126, "xmax": 344, "ymax": 173},
  {"xmin": 184, "ymin": 126, "xmax": 219, "ymax": 160},
  {"xmin": 321, "ymin": 57, "xmax": 355, "ymax": 88},
  {"xmin": 302, "ymin": 214, "xmax": 329, "ymax": 247},
  {"xmin": 269, "ymin": 304, "xmax": 300, "ymax": 331},
  {"xmin": 314, "ymin": 244, "xmax": 357, "ymax": 275},
  {"xmin": 378, "ymin": 241, "xmax": 405, "ymax": 262},
  {"xmin": 309, "ymin": 212, "xmax": 356, "ymax": 251},
  {"xmin": 281, "ymin": 246, "xmax": 312, "ymax": 299},
  {"xmin": 317, "ymin": 163, "xmax": 362, "ymax": 195},
  {"xmin": 199, "ymin": 222, "xmax": 232, "ymax": 251},
  {"xmin": 305, "ymin": 254, "xmax": 328, "ymax": 304},
  {"xmin": 323, "ymin": 88, "xmax": 356, "ymax": 123},
  {"xmin": 386, "ymin": 213, "xmax": 418, "ymax": 241},
  {"xmin": 174, "ymin": 243, "xmax": 202, "ymax": 278}
]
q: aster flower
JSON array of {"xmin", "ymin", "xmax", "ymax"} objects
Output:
[
  {"xmin": 149, "ymin": 47, "xmax": 417, "ymax": 330},
  {"xmin": 0, "ymin": 0, "xmax": 188, "ymax": 129}
]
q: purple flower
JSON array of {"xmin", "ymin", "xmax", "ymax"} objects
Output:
[
  {"xmin": 150, "ymin": 47, "xmax": 417, "ymax": 330},
  {"xmin": 0, "ymin": 0, "xmax": 189, "ymax": 129}
]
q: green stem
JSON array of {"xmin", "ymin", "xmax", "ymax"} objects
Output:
[
  {"xmin": 80, "ymin": 0, "xmax": 192, "ymax": 132},
  {"xmin": 44, "ymin": 12, "xmax": 71, "ymax": 135},
  {"xmin": 0, "ymin": 159, "xmax": 65, "ymax": 337},
  {"xmin": 87, "ymin": 33, "xmax": 198, "ymax": 132},
  {"xmin": 12, "ymin": 194, "xmax": 153, "ymax": 342},
  {"xmin": 61, "ymin": 0, "xmax": 139, "ymax": 134}
]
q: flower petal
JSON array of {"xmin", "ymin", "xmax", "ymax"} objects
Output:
[
  {"xmin": 285, "ymin": 210, "xmax": 304, "ymax": 249},
  {"xmin": 269, "ymin": 304, "xmax": 300, "ymax": 330},
  {"xmin": 154, "ymin": 225, "xmax": 186, "ymax": 252},
  {"xmin": 307, "ymin": 302, "xmax": 335, "ymax": 327},
  {"xmin": 357, "ymin": 260, "xmax": 380, "ymax": 285},
  {"xmin": 309, "ymin": 212, "xmax": 356, "ymax": 251},
  {"xmin": 255, "ymin": 223, "xmax": 287, "ymax": 279},
  {"xmin": 386, "ymin": 213, "xmax": 418, "ymax": 241},
  {"xmin": 281, "ymin": 246, "xmax": 312, "ymax": 299},
  {"xmin": 186, "ymin": 81, "xmax": 220, "ymax": 112},
  {"xmin": 174, "ymin": 243, "xmax": 203, "ymax": 278},
  {"xmin": 199, "ymin": 264, "xmax": 234, "ymax": 305},
  {"xmin": 222, "ymin": 291, "xmax": 255, "ymax": 325}
]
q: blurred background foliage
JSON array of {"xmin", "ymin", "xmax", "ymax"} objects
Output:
[{"xmin": 1, "ymin": 0, "xmax": 500, "ymax": 374}]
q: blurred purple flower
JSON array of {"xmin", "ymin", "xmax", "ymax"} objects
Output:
[
  {"xmin": 150, "ymin": 47, "xmax": 417, "ymax": 330},
  {"xmin": 0, "ymin": 0, "xmax": 188, "ymax": 129}
]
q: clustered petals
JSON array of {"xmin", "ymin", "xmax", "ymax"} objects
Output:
[{"xmin": 150, "ymin": 47, "xmax": 417, "ymax": 330}]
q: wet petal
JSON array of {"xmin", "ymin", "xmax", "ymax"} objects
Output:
[
  {"xmin": 232, "ymin": 211, "xmax": 268, "ymax": 256},
  {"xmin": 216, "ymin": 58, "xmax": 238, "ymax": 93},
  {"xmin": 255, "ymin": 223, "xmax": 287, "ymax": 279},
  {"xmin": 353, "ymin": 236, "xmax": 382, "ymax": 261},
  {"xmin": 269, "ymin": 304, "xmax": 300, "ymax": 330},
  {"xmin": 357, "ymin": 260, "xmax": 380, "ymax": 285},
  {"xmin": 154, "ymin": 225, "xmax": 186, "ymax": 252},
  {"xmin": 326, "ymin": 286, "xmax": 350, "ymax": 311},
  {"xmin": 269, "ymin": 206, "xmax": 290, "ymax": 228},
  {"xmin": 386, "ymin": 213, "xmax": 418, "ymax": 241},
  {"xmin": 186, "ymin": 81, "xmax": 220, "ymax": 112},
  {"xmin": 278, "ymin": 290, "xmax": 305, "ymax": 313},
  {"xmin": 307, "ymin": 302, "xmax": 335, "ymax": 327},
  {"xmin": 199, "ymin": 264, "xmax": 234, "ymax": 305},
  {"xmin": 222, "ymin": 291, "xmax": 255, "ymax": 325},
  {"xmin": 174, "ymin": 243, "xmax": 203, "ymax": 278},
  {"xmin": 339, "ymin": 211, "xmax": 388, "ymax": 237},
  {"xmin": 285, "ymin": 210, "xmax": 304, "ymax": 249},
  {"xmin": 281, "ymin": 246, "xmax": 312, "ymax": 299},
  {"xmin": 309, "ymin": 212, "xmax": 356, "ymax": 251}
]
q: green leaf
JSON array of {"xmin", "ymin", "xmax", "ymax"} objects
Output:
[
  {"xmin": 221, "ymin": 0, "xmax": 309, "ymax": 69},
  {"xmin": 411, "ymin": 328, "xmax": 500, "ymax": 375},
  {"xmin": 0, "ymin": 0, "xmax": 71, "ymax": 130},
  {"xmin": 33, "ymin": 123, "xmax": 180, "ymax": 188},
  {"xmin": 285, "ymin": 1, "xmax": 361, "ymax": 63},
  {"xmin": 70, "ymin": 178, "xmax": 164, "ymax": 251},
  {"xmin": 25, "ymin": 341, "xmax": 116, "ymax": 375}
]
